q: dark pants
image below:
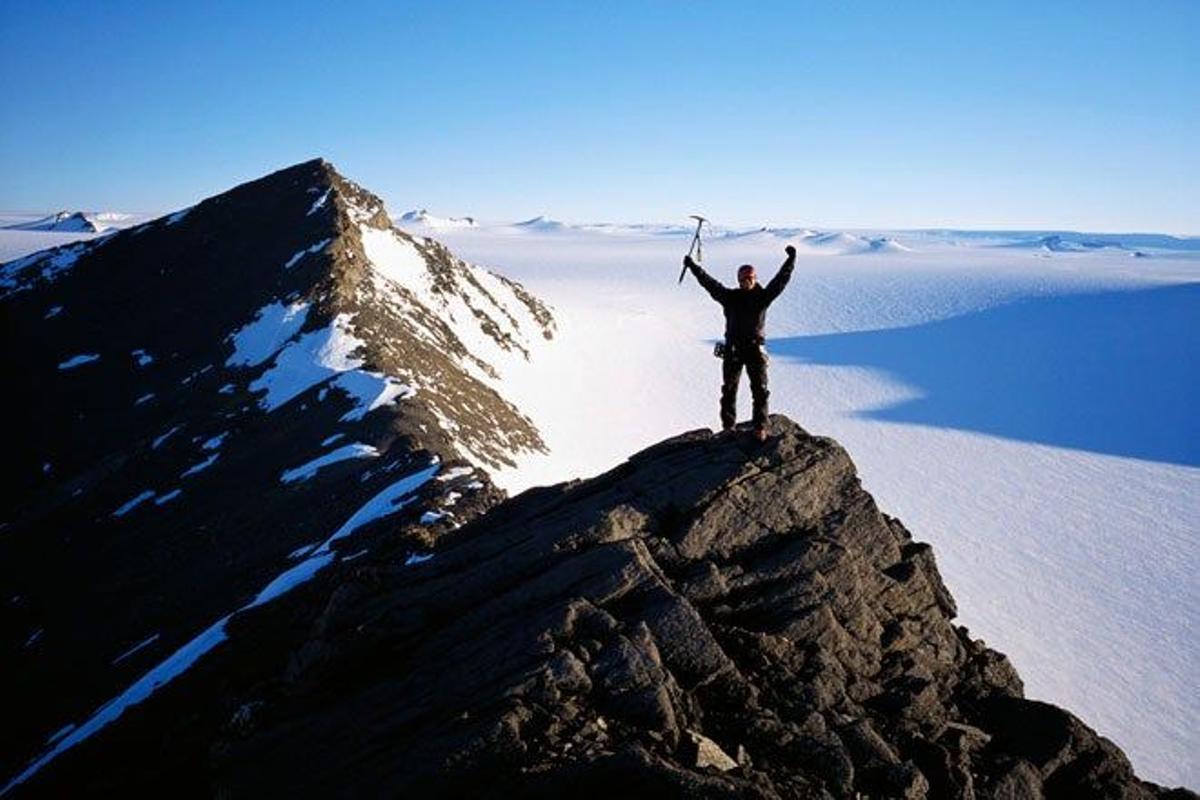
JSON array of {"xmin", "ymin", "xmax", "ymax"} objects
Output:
[{"xmin": 720, "ymin": 341, "xmax": 769, "ymax": 430}]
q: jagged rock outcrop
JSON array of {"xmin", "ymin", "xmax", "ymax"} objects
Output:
[
  {"xmin": 192, "ymin": 416, "xmax": 1186, "ymax": 799},
  {"xmin": 5, "ymin": 417, "xmax": 1191, "ymax": 797},
  {"xmin": 0, "ymin": 159, "xmax": 554, "ymax": 787}
]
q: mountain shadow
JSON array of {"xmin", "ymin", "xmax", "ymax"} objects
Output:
[{"xmin": 772, "ymin": 283, "xmax": 1200, "ymax": 467}]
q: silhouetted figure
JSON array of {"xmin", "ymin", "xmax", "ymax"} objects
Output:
[{"xmin": 685, "ymin": 245, "xmax": 796, "ymax": 440}]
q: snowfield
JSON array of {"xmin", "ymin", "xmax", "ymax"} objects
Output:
[{"xmin": 398, "ymin": 217, "xmax": 1200, "ymax": 789}]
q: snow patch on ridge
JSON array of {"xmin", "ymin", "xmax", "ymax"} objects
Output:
[
  {"xmin": 283, "ymin": 238, "xmax": 331, "ymax": 269},
  {"xmin": 331, "ymin": 371, "xmax": 415, "ymax": 421},
  {"xmin": 58, "ymin": 353, "xmax": 100, "ymax": 370},
  {"xmin": 280, "ymin": 443, "xmax": 380, "ymax": 483},
  {"xmin": 315, "ymin": 462, "xmax": 442, "ymax": 554},
  {"xmin": 247, "ymin": 313, "xmax": 414, "ymax": 417},
  {"xmin": 3, "ymin": 243, "xmax": 88, "ymax": 297},
  {"xmin": 111, "ymin": 634, "xmax": 161, "ymax": 666},
  {"xmin": 226, "ymin": 301, "xmax": 311, "ymax": 368},
  {"xmin": 181, "ymin": 453, "xmax": 219, "ymax": 478},
  {"xmin": 152, "ymin": 425, "xmax": 182, "ymax": 450},
  {"xmin": 201, "ymin": 433, "xmax": 227, "ymax": 451},
  {"xmin": 306, "ymin": 189, "xmax": 330, "ymax": 216},
  {"xmin": 113, "ymin": 490, "xmax": 155, "ymax": 517}
]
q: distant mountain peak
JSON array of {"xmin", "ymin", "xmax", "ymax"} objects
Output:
[
  {"xmin": 515, "ymin": 215, "xmax": 567, "ymax": 231},
  {"xmin": 397, "ymin": 208, "xmax": 478, "ymax": 229},
  {"xmin": 4, "ymin": 210, "xmax": 107, "ymax": 233}
]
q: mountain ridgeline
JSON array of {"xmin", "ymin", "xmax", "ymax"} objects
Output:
[
  {"xmin": 0, "ymin": 159, "xmax": 554, "ymax": 791},
  {"xmin": 1, "ymin": 161, "xmax": 1191, "ymax": 798}
]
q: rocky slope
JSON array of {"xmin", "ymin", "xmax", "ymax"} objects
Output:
[
  {"xmin": 10, "ymin": 417, "xmax": 1190, "ymax": 798},
  {"xmin": 0, "ymin": 160, "xmax": 554, "ymax": 786},
  {"xmin": 204, "ymin": 416, "xmax": 1190, "ymax": 799}
]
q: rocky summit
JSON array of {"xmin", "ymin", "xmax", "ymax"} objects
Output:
[
  {"xmin": 198, "ymin": 416, "xmax": 1188, "ymax": 799},
  {"xmin": 16, "ymin": 417, "xmax": 1181, "ymax": 798}
]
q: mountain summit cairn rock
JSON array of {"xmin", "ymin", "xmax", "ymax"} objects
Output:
[{"xmin": 205, "ymin": 415, "xmax": 1193, "ymax": 799}]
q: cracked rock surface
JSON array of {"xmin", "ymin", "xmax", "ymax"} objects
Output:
[{"xmin": 212, "ymin": 416, "xmax": 1190, "ymax": 799}]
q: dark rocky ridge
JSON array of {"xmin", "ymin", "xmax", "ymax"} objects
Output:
[
  {"xmin": 0, "ymin": 159, "xmax": 553, "ymax": 783},
  {"xmin": 203, "ymin": 416, "xmax": 1192, "ymax": 799},
  {"xmin": 6, "ymin": 418, "xmax": 1192, "ymax": 797}
]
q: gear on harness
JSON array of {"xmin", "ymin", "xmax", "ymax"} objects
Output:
[{"xmin": 677, "ymin": 214, "xmax": 708, "ymax": 284}]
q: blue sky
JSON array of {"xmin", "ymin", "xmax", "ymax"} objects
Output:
[{"xmin": 2, "ymin": 1, "xmax": 1197, "ymax": 232}]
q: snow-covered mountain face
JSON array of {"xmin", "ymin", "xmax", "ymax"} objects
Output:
[{"xmin": 0, "ymin": 159, "xmax": 554, "ymax": 787}]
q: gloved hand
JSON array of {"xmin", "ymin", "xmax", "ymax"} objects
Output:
[
  {"xmin": 784, "ymin": 245, "xmax": 796, "ymax": 258},
  {"xmin": 683, "ymin": 254, "xmax": 698, "ymax": 269}
]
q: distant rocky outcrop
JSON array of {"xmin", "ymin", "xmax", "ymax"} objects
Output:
[
  {"xmin": 4, "ymin": 211, "xmax": 106, "ymax": 233},
  {"xmin": 515, "ymin": 215, "xmax": 569, "ymax": 232},
  {"xmin": 397, "ymin": 208, "xmax": 478, "ymax": 229}
]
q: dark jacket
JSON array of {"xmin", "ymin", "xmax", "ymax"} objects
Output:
[{"xmin": 688, "ymin": 254, "xmax": 795, "ymax": 345}]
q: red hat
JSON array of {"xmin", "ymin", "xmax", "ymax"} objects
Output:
[{"xmin": 737, "ymin": 264, "xmax": 756, "ymax": 280}]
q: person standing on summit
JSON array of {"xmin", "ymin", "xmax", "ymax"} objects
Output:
[{"xmin": 684, "ymin": 245, "xmax": 796, "ymax": 441}]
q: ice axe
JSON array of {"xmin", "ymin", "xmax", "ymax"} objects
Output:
[{"xmin": 678, "ymin": 214, "xmax": 708, "ymax": 284}]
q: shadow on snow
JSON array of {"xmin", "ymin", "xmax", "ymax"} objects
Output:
[{"xmin": 772, "ymin": 283, "xmax": 1200, "ymax": 467}]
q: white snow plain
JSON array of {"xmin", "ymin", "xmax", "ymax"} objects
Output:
[{"xmin": 398, "ymin": 217, "xmax": 1200, "ymax": 790}]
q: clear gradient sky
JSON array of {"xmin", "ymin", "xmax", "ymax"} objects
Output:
[{"xmin": 2, "ymin": 1, "xmax": 1197, "ymax": 232}]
